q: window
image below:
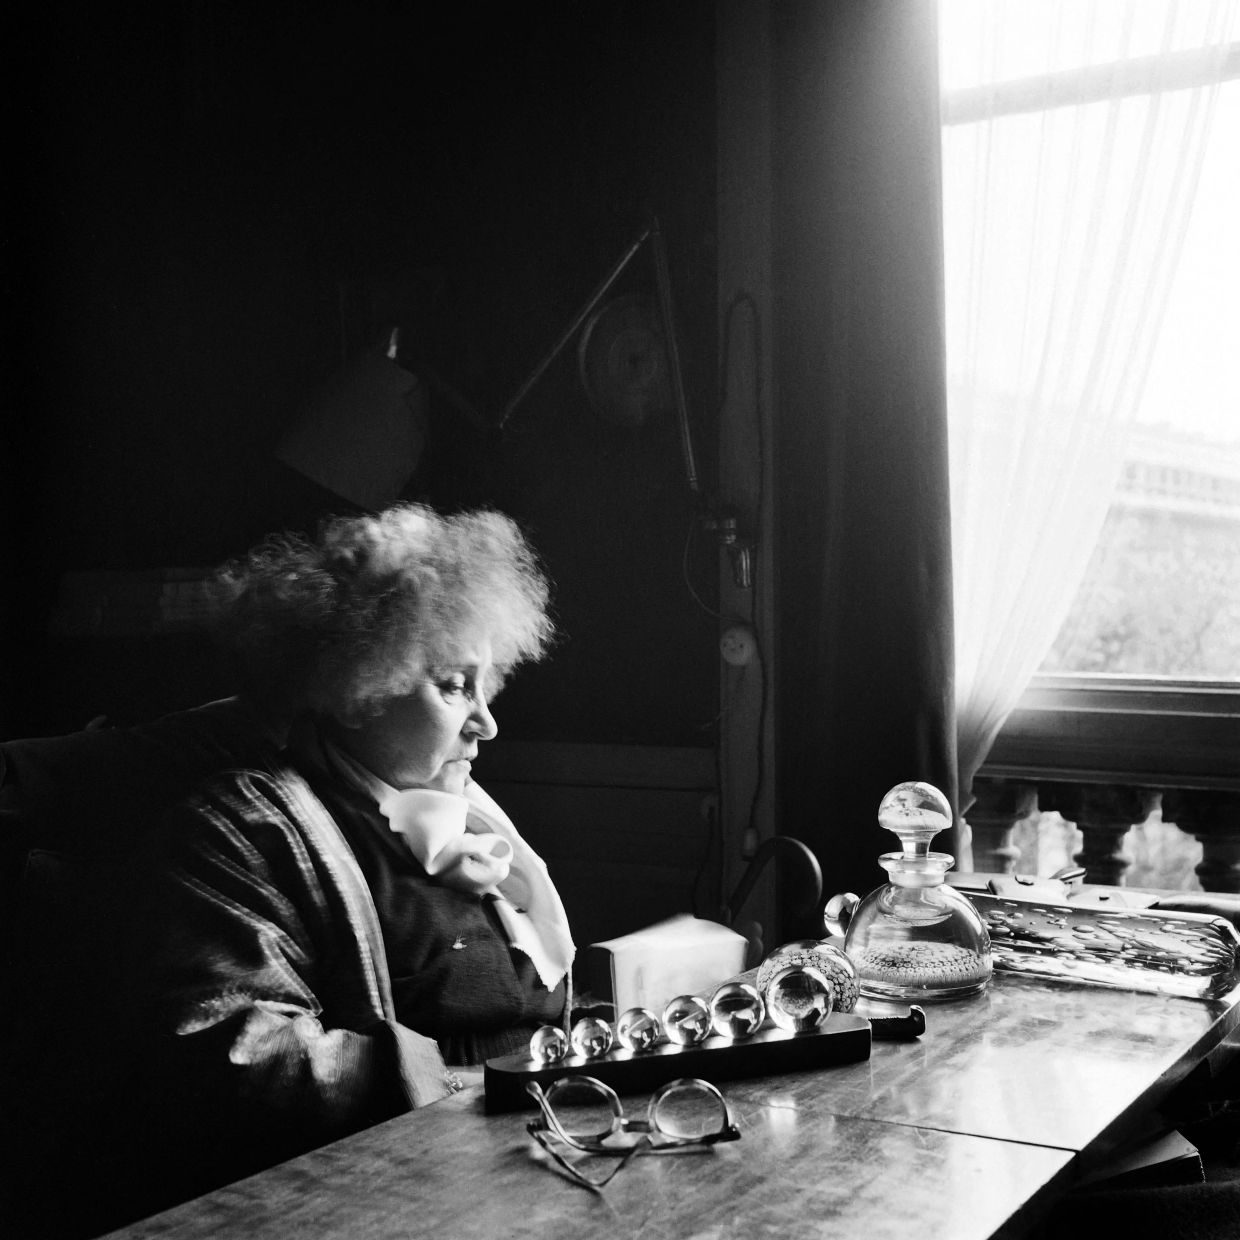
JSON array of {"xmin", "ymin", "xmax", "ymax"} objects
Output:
[
  {"xmin": 940, "ymin": 1, "xmax": 1239, "ymax": 810},
  {"xmin": 1041, "ymin": 75, "xmax": 1239, "ymax": 681}
]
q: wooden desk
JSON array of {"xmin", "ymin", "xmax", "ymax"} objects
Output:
[
  {"xmin": 797, "ymin": 975, "xmax": 1240, "ymax": 1169},
  {"xmin": 103, "ymin": 975, "xmax": 1240, "ymax": 1240}
]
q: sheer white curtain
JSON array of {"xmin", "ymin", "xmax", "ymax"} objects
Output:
[{"xmin": 939, "ymin": 0, "xmax": 1237, "ymax": 816}]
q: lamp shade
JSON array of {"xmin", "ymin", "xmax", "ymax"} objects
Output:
[{"xmin": 276, "ymin": 350, "xmax": 428, "ymax": 510}]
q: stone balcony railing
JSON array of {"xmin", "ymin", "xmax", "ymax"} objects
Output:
[
  {"xmin": 965, "ymin": 776, "xmax": 1240, "ymax": 894},
  {"xmin": 968, "ymin": 676, "xmax": 1240, "ymax": 895}
]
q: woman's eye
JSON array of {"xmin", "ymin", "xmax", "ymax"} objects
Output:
[{"xmin": 438, "ymin": 676, "xmax": 470, "ymax": 697}]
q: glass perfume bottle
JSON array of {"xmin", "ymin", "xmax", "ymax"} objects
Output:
[{"xmin": 825, "ymin": 781, "xmax": 992, "ymax": 1001}]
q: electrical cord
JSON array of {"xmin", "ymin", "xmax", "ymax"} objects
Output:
[{"xmin": 718, "ymin": 290, "xmax": 768, "ymax": 856}]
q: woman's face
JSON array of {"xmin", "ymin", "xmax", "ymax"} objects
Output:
[{"xmin": 336, "ymin": 639, "xmax": 499, "ymax": 795}]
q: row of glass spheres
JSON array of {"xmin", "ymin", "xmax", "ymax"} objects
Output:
[
  {"xmin": 532, "ymin": 781, "xmax": 990, "ymax": 1065},
  {"xmin": 529, "ymin": 941, "xmax": 862, "ymax": 1065}
]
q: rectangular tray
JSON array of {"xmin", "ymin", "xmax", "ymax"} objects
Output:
[{"xmin": 483, "ymin": 1011, "xmax": 871, "ymax": 1113}]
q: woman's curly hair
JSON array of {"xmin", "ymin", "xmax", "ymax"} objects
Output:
[{"xmin": 209, "ymin": 504, "xmax": 554, "ymax": 722}]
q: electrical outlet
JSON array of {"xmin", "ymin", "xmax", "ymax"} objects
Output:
[{"xmin": 720, "ymin": 623, "xmax": 757, "ymax": 666}]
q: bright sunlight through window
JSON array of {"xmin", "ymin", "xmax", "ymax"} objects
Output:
[{"xmin": 941, "ymin": 1, "xmax": 1239, "ymax": 686}]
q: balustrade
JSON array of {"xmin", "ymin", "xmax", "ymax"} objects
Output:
[{"xmin": 965, "ymin": 776, "xmax": 1240, "ymax": 895}]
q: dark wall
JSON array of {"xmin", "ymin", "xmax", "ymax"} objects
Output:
[{"xmin": 5, "ymin": 2, "xmax": 720, "ymax": 743}]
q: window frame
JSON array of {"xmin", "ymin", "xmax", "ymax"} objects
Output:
[
  {"xmin": 982, "ymin": 673, "xmax": 1240, "ymax": 789},
  {"xmin": 942, "ymin": 43, "xmax": 1240, "ymax": 126}
]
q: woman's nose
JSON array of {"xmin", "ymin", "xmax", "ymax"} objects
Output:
[{"xmin": 467, "ymin": 693, "xmax": 498, "ymax": 741}]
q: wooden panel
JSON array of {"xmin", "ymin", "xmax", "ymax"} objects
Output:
[
  {"xmin": 488, "ymin": 783, "xmax": 708, "ymax": 852},
  {"xmin": 475, "ymin": 741, "xmax": 716, "ymax": 789},
  {"xmin": 542, "ymin": 861, "xmax": 704, "ymax": 948},
  {"xmin": 473, "ymin": 742, "xmax": 718, "ymax": 946},
  {"xmin": 489, "ymin": 783, "xmax": 713, "ymax": 945}
]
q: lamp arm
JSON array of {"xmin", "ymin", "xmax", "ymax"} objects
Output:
[
  {"xmin": 495, "ymin": 218, "xmax": 751, "ymax": 588},
  {"xmin": 497, "ymin": 226, "xmax": 652, "ymax": 429},
  {"xmin": 496, "ymin": 217, "xmax": 702, "ymax": 499},
  {"xmin": 650, "ymin": 218, "xmax": 701, "ymax": 496}
]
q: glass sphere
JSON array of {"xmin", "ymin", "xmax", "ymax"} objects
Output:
[
  {"xmin": 764, "ymin": 963, "xmax": 833, "ymax": 1032},
  {"xmin": 529, "ymin": 1024, "xmax": 569, "ymax": 1064},
  {"xmin": 755, "ymin": 940, "xmax": 860, "ymax": 1014},
  {"xmin": 661, "ymin": 994, "xmax": 712, "ymax": 1046},
  {"xmin": 616, "ymin": 1007, "xmax": 662, "ymax": 1052},
  {"xmin": 708, "ymin": 981, "xmax": 765, "ymax": 1039},
  {"xmin": 877, "ymin": 781, "xmax": 954, "ymax": 844},
  {"xmin": 570, "ymin": 1016, "xmax": 614, "ymax": 1059}
]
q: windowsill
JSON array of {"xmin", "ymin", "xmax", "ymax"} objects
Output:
[{"xmin": 981, "ymin": 673, "xmax": 1240, "ymax": 790}]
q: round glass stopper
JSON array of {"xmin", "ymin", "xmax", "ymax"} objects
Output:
[
  {"xmin": 661, "ymin": 994, "xmax": 712, "ymax": 1046},
  {"xmin": 755, "ymin": 940, "xmax": 860, "ymax": 1014},
  {"xmin": 764, "ymin": 963, "xmax": 833, "ymax": 1032},
  {"xmin": 616, "ymin": 1007, "xmax": 662, "ymax": 1052},
  {"xmin": 569, "ymin": 1016, "xmax": 614, "ymax": 1059},
  {"xmin": 708, "ymin": 981, "xmax": 765, "ymax": 1039},
  {"xmin": 877, "ymin": 781, "xmax": 953, "ymax": 853},
  {"xmin": 529, "ymin": 1024, "xmax": 569, "ymax": 1064}
]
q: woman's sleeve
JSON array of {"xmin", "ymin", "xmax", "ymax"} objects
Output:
[{"xmin": 125, "ymin": 772, "xmax": 454, "ymax": 1181}]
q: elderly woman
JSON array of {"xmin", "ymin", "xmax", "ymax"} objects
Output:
[{"xmin": 125, "ymin": 503, "xmax": 573, "ymax": 1199}]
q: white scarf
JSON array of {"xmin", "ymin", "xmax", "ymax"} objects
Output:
[{"xmin": 324, "ymin": 741, "xmax": 575, "ymax": 993}]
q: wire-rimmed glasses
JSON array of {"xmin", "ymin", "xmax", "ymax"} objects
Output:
[{"xmin": 526, "ymin": 1075, "xmax": 740, "ymax": 1190}]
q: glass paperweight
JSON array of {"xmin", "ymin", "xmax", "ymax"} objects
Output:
[
  {"xmin": 529, "ymin": 1024, "xmax": 569, "ymax": 1064},
  {"xmin": 827, "ymin": 781, "xmax": 992, "ymax": 1001},
  {"xmin": 764, "ymin": 964, "xmax": 833, "ymax": 1032},
  {"xmin": 616, "ymin": 1006, "xmax": 662, "ymax": 1052},
  {"xmin": 661, "ymin": 994, "xmax": 713, "ymax": 1046},
  {"xmin": 969, "ymin": 893, "xmax": 1240, "ymax": 1000},
  {"xmin": 708, "ymin": 980, "xmax": 765, "ymax": 1039},
  {"xmin": 570, "ymin": 1016, "xmax": 614, "ymax": 1059},
  {"xmin": 755, "ymin": 939, "xmax": 860, "ymax": 1014}
]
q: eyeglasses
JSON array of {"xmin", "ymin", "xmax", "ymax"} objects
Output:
[{"xmin": 525, "ymin": 1075, "xmax": 740, "ymax": 1190}]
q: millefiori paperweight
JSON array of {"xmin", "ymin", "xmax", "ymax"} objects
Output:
[{"xmin": 755, "ymin": 939, "xmax": 860, "ymax": 1013}]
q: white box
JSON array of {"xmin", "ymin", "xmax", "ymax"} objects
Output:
[{"xmin": 583, "ymin": 914, "xmax": 748, "ymax": 1015}]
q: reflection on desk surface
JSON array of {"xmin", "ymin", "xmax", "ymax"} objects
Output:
[{"xmin": 101, "ymin": 973, "xmax": 1239, "ymax": 1240}]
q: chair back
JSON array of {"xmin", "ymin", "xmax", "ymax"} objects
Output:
[{"xmin": 0, "ymin": 697, "xmax": 281, "ymax": 1239}]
